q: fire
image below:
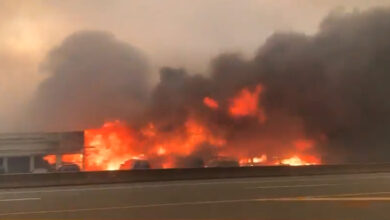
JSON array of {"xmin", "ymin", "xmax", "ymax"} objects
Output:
[
  {"xmin": 229, "ymin": 84, "xmax": 266, "ymax": 122},
  {"xmin": 280, "ymin": 155, "xmax": 320, "ymax": 166},
  {"xmin": 80, "ymin": 117, "xmax": 227, "ymax": 171},
  {"xmin": 183, "ymin": 118, "xmax": 226, "ymax": 152},
  {"xmin": 157, "ymin": 146, "xmax": 166, "ymax": 155},
  {"xmin": 84, "ymin": 120, "xmax": 140, "ymax": 171},
  {"xmin": 44, "ymin": 123, "xmax": 322, "ymax": 170},
  {"xmin": 275, "ymin": 139, "xmax": 320, "ymax": 166},
  {"xmin": 203, "ymin": 97, "xmax": 219, "ymax": 109},
  {"xmin": 141, "ymin": 123, "xmax": 156, "ymax": 138},
  {"xmin": 293, "ymin": 139, "xmax": 314, "ymax": 151},
  {"xmin": 43, "ymin": 153, "xmax": 83, "ymax": 168},
  {"xmin": 42, "ymin": 84, "xmax": 323, "ymax": 171},
  {"xmin": 62, "ymin": 154, "xmax": 83, "ymax": 166},
  {"xmin": 253, "ymin": 155, "xmax": 267, "ymax": 163},
  {"xmin": 239, "ymin": 154, "xmax": 267, "ymax": 166},
  {"xmin": 238, "ymin": 153, "xmax": 320, "ymax": 167},
  {"xmin": 43, "ymin": 155, "xmax": 56, "ymax": 164}
]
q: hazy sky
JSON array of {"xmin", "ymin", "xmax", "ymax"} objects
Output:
[{"xmin": 1, "ymin": 0, "xmax": 390, "ymax": 130}]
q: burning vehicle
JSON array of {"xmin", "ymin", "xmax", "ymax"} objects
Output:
[
  {"xmin": 57, "ymin": 164, "xmax": 81, "ymax": 172},
  {"xmin": 120, "ymin": 159, "xmax": 151, "ymax": 170},
  {"xmin": 206, "ymin": 157, "xmax": 240, "ymax": 168}
]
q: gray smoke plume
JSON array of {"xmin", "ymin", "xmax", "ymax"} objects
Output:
[
  {"xmin": 30, "ymin": 7, "xmax": 390, "ymax": 164},
  {"xmin": 149, "ymin": 7, "xmax": 390, "ymax": 164},
  {"xmin": 255, "ymin": 8, "xmax": 390, "ymax": 162},
  {"xmin": 29, "ymin": 30, "xmax": 151, "ymax": 131}
]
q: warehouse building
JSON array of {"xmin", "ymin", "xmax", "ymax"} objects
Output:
[{"xmin": 0, "ymin": 131, "xmax": 84, "ymax": 173}]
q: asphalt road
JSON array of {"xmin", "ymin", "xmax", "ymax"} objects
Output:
[{"xmin": 2, "ymin": 172, "xmax": 390, "ymax": 219}]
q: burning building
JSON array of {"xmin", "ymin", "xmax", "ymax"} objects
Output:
[{"xmin": 0, "ymin": 132, "xmax": 83, "ymax": 173}]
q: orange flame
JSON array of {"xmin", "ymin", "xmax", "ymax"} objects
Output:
[
  {"xmin": 42, "ymin": 83, "xmax": 323, "ymax": 171},
  {"xmin": 279, "ymin": 155, "xmax": 320, "ymax": 166},
  {"xmin": 293, "ymin": 139, "xmax": 314, "ymax": 151},
  {"xmin": 239, "ymin": 154, "xmax": 267, "ymax": 166},
  {"xmin": 157, "ymin": 146, "xmax": 166, "ymax": 155},
  {"xmin": 84, "ymin": 120, "xmax": 141, "ymax": 171},
  {"xmin": 45, "ymin": 124, "xmax": 322, "ymax": 170},
  {"xmin": 81, "ymin": 117, "xmax": 227, "ymax": 171},
  {"xmin": 43, "ymin": 154, "xmax": 83, "ymax": 168},
  {"xmin": 203, "ymin": 97, "xmax": 219, "ymax": 109},
  {"xmin": 43, "ymin": 155, "xmax": 56, "ymax": 164},
  {"xmin": 229, "ymin": 84, "xmax": 266, "ymax": 122},
  {"xmin": 62, "ymin": 154, "xmax": 83, "ymax": 166}
]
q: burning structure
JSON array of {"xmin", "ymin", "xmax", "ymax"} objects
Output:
[
  {"xmin": 41, "ymin": 80, "xmax": 321, "ymax": 171},
  {"xmin": 0, "ymin": 132, "xmax": 83, "ymax": 173},
  {"xmin": 20, "ymin": 8, "xmax": 390, "ymax": 171}
]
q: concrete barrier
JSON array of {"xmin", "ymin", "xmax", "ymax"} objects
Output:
[{"xmin": 1, "ymin": 163, "xmax": 390, "ymax": 189}]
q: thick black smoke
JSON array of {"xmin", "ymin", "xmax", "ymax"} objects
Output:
[
  {"xmin": 149, "ymin": 8, "xmax": 390, "ymax": 164},
  {"xmin": 255, "ymin": 8, "xmax": 390, "ymax": 162},
  {"xmin": 30, "ymin": 30, "xmax": 151, "ymax": 131},
  {"xmin": 31, "ymin": 8, "xmax": 390, "ymax": 164}
]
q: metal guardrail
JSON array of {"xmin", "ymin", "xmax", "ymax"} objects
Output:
[{"xmin": 1, "ymin": 164, "xmax": 390, "ymax": 189}]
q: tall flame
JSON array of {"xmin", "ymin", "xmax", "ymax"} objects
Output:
[
  {"xmin": 84, "ymin": 120, "xmax": 140, "ymax": 171},
  {"xmin": 229, "ymin": 85, "xmax": 266, "ymax": 123},
  {"xmin": 43, "ymin": 83, "xmax": 322, "ymax": 170}
]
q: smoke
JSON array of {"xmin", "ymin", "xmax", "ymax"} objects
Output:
[
  {"xmin": 31, "ymin": 7, "xmax": 390, "ymax": 164},
  {"xmin": 255, "ymin": 8, "xmax": 390, "ymax": 162},
  {"xmin": 29, "ymin": 30, "xmax": 151, "ymax": 131},
  {"xmin": 147, "ymin": 7, "xmax": 390, "ymax": 163}
]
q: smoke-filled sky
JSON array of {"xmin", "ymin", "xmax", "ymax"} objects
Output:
[{"xmin": 1, "ymin": 0, "xmax": 390, "ymax": 132}]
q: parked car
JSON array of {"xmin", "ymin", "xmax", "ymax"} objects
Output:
[
  {"xmin": 175, "ymin": 157, "xmax": 205, "ymax": 168},
  {"xmin": 32, "ymin": 168, "xmax": 49, "ymax": 173},
  {"xmin": 206, "ymin": 158, "xmax": 239, "ymax": 168},
  {"xmin": 120, "ymin": 159, "xmax": 151, "ymax": 170},
  {"xmin": 57, "ymin": 164, "xmax": 81, "ymax": 172}
]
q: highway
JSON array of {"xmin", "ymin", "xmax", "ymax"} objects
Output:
[{"xmin": 1, "ymin": 172, "xmax": 390, "ymax": 219}]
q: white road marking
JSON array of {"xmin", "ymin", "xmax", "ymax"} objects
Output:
[
  {"xmin": 312, "ymin": 191, "xmax": 390, "ymax": 198},
  {"xmin": 248, "ymin": 183, "xmax": 343, "ymax": 189},
  {"xmin": 0, "ymin": 198, "xmax": 40, "ymax": 202},
  {"xmin": 1, "ymin": 173, "xmax": 389, "ymax": 195},
  {"xmin": 2, "ymin": 195, "xmax": 390, "ymax": 216},
  {"xmin": 0, "ymin": 199, "xmax": 257, "ymax": 216},
  {"xmin": 255, "ymin": 197, "xmax": 390, "ymax": 201}
]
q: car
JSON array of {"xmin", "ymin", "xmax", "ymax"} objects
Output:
[
  {"xmin": 175, "ymin": 157, "xmax": 205, "ymax": 168},
  {"xmin": 32, "ymin": 168, "xmax": 49, "ymax": 173},
  {"xmin": 120, "ymin": 159, "xmax": 151, "ymax": 170},
  {"xmin": 205, "ymin": 158, "xmax": 239, "ymax": 168},
  {"xmin": 57, "ymin": 164, "xmax": 81, "ymax": 172}
]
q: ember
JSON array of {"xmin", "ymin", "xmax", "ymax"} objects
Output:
[{"xmin": 203, "ymin": 97, "xmax": 219, "ymax": 109}]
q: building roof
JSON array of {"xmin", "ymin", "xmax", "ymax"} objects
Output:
[{"xmin": 0, "ymin": 131, "xmax": 84, "ymax": 157}]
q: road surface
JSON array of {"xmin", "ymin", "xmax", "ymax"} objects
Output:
[{"xmin": 2, "ymin": 172, "xmax": 390, "ymax": 219}]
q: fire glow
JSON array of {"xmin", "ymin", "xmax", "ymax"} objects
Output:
[
  {"xmin": 229, "ymin": 85, "xmax": 266, "ymax": 123},
  {"xmin": 280, "ymin": 156, "xmax": 320, "ymax": 166},
  {"xmin": 44, "ymin": 84, "xmax": 322, "ymax": 170},
  {"xmin": 203, "ymin": 97, "xmax": 219, "ymax": 109}
]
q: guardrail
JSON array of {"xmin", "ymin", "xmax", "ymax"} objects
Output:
[{"xmin": 1, "ymin": 163, "xmax": 390, "ymax": 189}]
